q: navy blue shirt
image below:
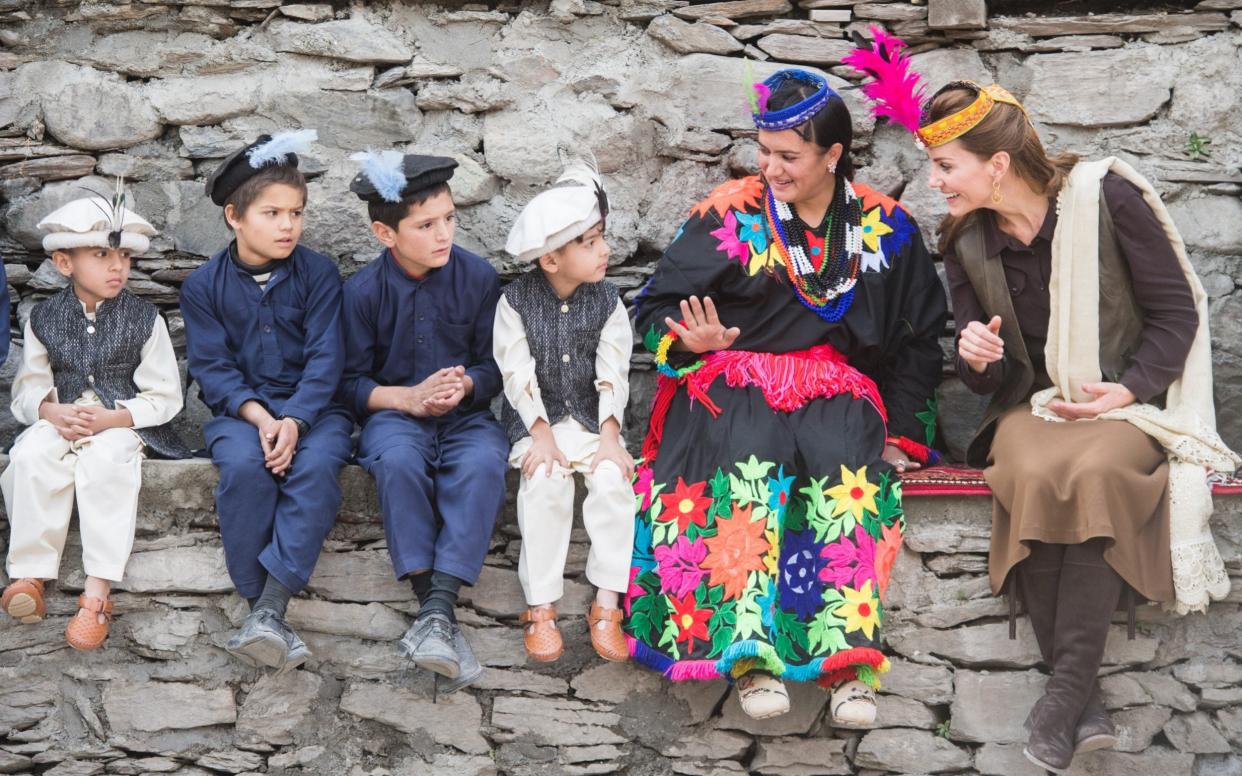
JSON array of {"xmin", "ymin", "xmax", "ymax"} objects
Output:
[
  {"xmin": 181, "ymin": 243, "xmax": 345, "ymax": 425},
  {"xmin": 340, "ymin": 246, "xmax": 502, "ymax": 421}
]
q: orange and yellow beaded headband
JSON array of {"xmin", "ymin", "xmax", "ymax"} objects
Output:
[
  {"xmin": 916, "ymin": 82, "xmax": 1028, "ymax": 148},
  {"xmin": 842, "ymin": 27, "xmax": 1030, "ymax": 149}
]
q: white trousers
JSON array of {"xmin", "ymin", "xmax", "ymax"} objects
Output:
[
  {"xmin": 510, "ymin": 418, "xmax": 635, "ymax": 606},
  {"xmin": 2, "ymin": 421, "xmax": 145, "ymax": 582}
]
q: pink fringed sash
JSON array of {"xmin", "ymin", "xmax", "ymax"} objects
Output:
[{"xmin": 643, "ymin": 345, "xmax": 886, "ymax": 464}]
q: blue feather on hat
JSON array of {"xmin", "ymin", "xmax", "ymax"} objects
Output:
[
  {"xmin": 247, "ymin": 128, "xmax": 318, "ymax": 169},
  {"xmin": 349, "ymin": 150, "xmax": 407, "ymax": 203}
]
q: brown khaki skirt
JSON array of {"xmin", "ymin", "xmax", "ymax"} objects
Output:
[{"xmin": 985, "ymin": 404, "xmax": 1174, "ymax": 603}]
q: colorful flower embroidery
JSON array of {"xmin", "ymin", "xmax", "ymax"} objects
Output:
[
  {"xmin": 691, "ymin": 177, "xmax": 765, "ymax": 220},
  {"xmin": 669, "ymin": 592, "xmax": 712, "ymax": 652},
  {"xmin": 634, "ymin": 465, "xmax": 656, "ymax": 511},
  {"xmin": 625, "ymin": 452, "xmax": 905, "ymax": 680},
  {"xmin": 659, "ymin": 478, "xmax": 712, "ymax": 534},
  {"xmin": 834, "ymin": 580, "xmax": 881, "ymax": 641},
  {"xmin": 655, "ymin": 535, "xmax": 709, "ymax": 598},
  {"xmin": 805, "ymin": 230, "xmax": 825, "ymax": 271},
  {"xmin": 819, "ymin": 524, "xmax": 878, "ymax": 591},
  {"xmin": 824, "ymin": 465, "xmax": 880, "ymax": 523},
  {"xmin": 710, "ymin": 210, "xmax": 750, "ymax": 266},
  {"xmin": 735, "ymin": 211, "xmax": 769, "ymax": 254},
  {"xmin": 874, "ymin": 522, "xmax": 902, "ymax": 597},
  {"xmin": 779, "ymin": 529, "xmax": 828, "ymax": 620},
  {"xmin": 702, "ymin": 504, "xmax": 770, "ymax": 601},
  {"xmin": 766, "ymin": 465, "xmax": 795, "ymax": 520},
  {"xmin": 859, "ymin": 208, "xmax": 894, "ymax": 254}
]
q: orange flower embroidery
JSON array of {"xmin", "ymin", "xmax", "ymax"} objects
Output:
[
  {"xmin": 701, "ymin": 503, "xmax": 770, "ymax": 601},
  {"xmin": 874, "ymin": 521, "xmax": 903, "ymax": 598},
  {"xmin": 852, "ymin": 181, "xmax": 908, "ymax": 218},
  {"xmin": 690, "ymin": 176, "xmax": 764, "ymax": 219}
]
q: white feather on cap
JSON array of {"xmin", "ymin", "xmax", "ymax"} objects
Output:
[
  {"xmin": 506, "ymin": 154, "xmax": 608, "ymax": 262},
  {"xmin": 38, "ymin": 196, "xmax": 157, "ymax": 254}
]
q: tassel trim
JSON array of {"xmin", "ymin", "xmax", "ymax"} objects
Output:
[
  {"xmin": 886, "ymin": 435, "xmax": 940, "ymax": 465},
  {"xmin": 627, "ymin": 636, "xmax": 890, "ymax": 688},
  {"xmin": 641, "ymin": 345, "xmax": 887, "ymax": 467}
]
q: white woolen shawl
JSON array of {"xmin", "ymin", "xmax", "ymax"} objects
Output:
[{"xmin": 1029, "ymin": 157, "xmax": 1240, "ymax": 615}]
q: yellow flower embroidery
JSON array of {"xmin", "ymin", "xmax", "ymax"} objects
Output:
[
  {"xmin": 747, "ymin": 244, "xmax": 781, "ymax": 276},
  {"xmin": 824, "ymin": 465, "xmax": 880, "ymax": 523},
  {"xmin": 859, "ymin": 208, "xmax": 893, "ymax": 253},
  {"xmin": 834, "ymin": 580, "xmax": 881, "ymax": 641}
]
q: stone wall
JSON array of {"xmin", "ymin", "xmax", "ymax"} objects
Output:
[{"xmin": 1, "ymin": 1, "xmax": 1241, "ymax": 775}]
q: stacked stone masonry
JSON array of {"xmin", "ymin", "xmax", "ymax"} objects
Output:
[{"xmin": 1, "ymin": 0, "xmax": 1241, "ymax": 774}]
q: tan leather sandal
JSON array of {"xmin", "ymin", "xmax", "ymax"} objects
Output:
[
  {"xmin": 2, "ymin": 578, "xmax": 46, "ymax": 624},
  {"xmin": 587, "ymin": 603, "xmax": 628, "ymax": 662},
  {"xmin": 65, "ymin": 594, "xmax": 114, "ymax": 651},
  {"xmin": 520, "ymin": 604, "xmax": 563, "ymax": 662}
]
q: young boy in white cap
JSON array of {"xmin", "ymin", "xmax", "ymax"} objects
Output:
[
  {"xmin": 1, "ymin": 185, "xmax": 189, "ymax": 650},
  {"xmin": 496, "ymin": 157, "xmax": 635, "ymax": 663}
]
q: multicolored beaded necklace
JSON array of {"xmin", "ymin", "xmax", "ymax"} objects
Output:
[{"xmin": 763, "ymin": 175, "xmax": 863, "ymax": 322}]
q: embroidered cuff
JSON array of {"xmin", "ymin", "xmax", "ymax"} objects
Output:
[
  {"xmin": 654, "ymin": 326, "xmax": 706, "ymax": 379},
  {"xmin": 886, "ymin": 435, "xmax": 940, "ymax": 466}
]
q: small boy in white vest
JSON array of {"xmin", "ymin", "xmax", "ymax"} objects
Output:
[
  {"xmin": 495, "ymin": 157, "xmax": 635, "ymax": 663},
  {"xmin": 1, "ymin": 188, "xmax": 188, "ymax": 650}
]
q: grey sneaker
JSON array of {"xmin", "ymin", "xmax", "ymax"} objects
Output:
[
  {"xmin": 275, "ymin": 618, "xmax": 311, "ymax": 674},
  {"xmin": 438, "ymin": 624, "xmax": 482, "ymax": 694},
  {"xmin": 226, "ymin": 608, "xmax": 289, "ymax": 669},
  {"xmin": 398, "ymin": 611, "xmax": 460, "ymax": 679}
]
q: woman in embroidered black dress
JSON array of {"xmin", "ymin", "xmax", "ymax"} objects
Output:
[{"xmin": 623, "ymin": 69, "xmax": 947, "ymax": 722}]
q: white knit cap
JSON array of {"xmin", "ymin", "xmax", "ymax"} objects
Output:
[
  {"xmin": 506, "ymin": 159, "xmax": 608, "ymax": 262},
  {"xmin": 38, "ymin": 196, "xmax": 157, "ymax": 254}
]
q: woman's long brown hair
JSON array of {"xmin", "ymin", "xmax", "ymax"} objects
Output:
[{"xmin": 926, "ymin": 85, "xmax": 1079, "ymax": 252}]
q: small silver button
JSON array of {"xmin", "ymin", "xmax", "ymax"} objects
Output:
[
  {"xmin": 560, "ymin": 304, "xmax": 569, "ymax": 313},
  {"xmin": 87, "ymin": 375, "xmax": 95, "ymax": 384},
  {"xmin": 264, "ymin": 325, "xmax": 272, "ymax": 333},
  {"xmin": 561, "ymin": 354, "xmax": 570, "ymax": 363},
  {"xmin": 86, "ymin": 325, "xmax": 96, "ymax": 334}
]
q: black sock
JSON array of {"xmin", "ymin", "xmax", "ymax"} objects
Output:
[
  {"xmin": 408, "ymin": 571, "xmax": 433, "ymax": 606},
  {"xmin": 416, "ymin": 571, "xmax": 462, "ymax": 623},
  {"xmin": 253, "ymin": 576, "xmax": 294, "ymax": 618}
]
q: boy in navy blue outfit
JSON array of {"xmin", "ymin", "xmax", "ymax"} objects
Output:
[
  {"xmin": 341, "ymin": 152, "xmax": 508, "ymax": 692},
  {"xmin": 181, "ymin": 130, "xmax": 353, "ymax": 671}
]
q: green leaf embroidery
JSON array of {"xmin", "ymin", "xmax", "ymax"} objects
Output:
[
  {"xmin": 915, "ymin": 391, "xmax": 939, "ymax": 447},
  {"xmin": 736, "ymin": 455, "xmax": 776, "ymax": 481}
]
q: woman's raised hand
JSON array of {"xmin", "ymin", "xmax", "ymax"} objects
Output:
[
  {"xmin": 665, "ymin": 296, "xmax": 741, "ymax": 354},
  {"xmin": 959, "ymin": 315, "xmax": 1005, "ymax": 374}
]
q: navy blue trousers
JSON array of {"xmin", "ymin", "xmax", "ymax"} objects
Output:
[
  {"xmin": 357, "ymin": 409, "xmax": 507, "ymax": 584},
  {"xmin": 206, "ymin": 409, "xmax": 353, "ymax": 599}
]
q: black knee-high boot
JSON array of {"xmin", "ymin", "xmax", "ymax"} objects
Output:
[
  {"xmin": 1018, "ymin": 543, "xmax": 1117, "ymax": 753},
  {"xmin": 1024, "ymin": 539, "xmax": 1123, "ymax": 773}
]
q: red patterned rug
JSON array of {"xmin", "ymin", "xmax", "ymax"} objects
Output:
[{"xmin": 901, "ymin": 465, "xmax": 1242, "ymax": 497}]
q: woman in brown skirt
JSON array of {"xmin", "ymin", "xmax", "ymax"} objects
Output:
[{"xmin": 923, "ymin": 85, "xmax": 1205, "ymax": 773}]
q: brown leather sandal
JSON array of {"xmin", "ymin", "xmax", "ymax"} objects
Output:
[
  {"xmin": 520, "ymin": 604, "xmax": 563, "ymax": 662},
  {"xmin": 587, "ymin": 603, "xmax": 628, "ymax": 662},
  {"xmin": 65, "ymin": 594, "xmax": 114, "ymax": 651},
  {"xmin": 2, "ymin": 578, "xmax": 46, "ymax": 624}
]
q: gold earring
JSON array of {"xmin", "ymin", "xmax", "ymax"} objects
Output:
[{"xmin": 991, "ymin": 179, "xmax": 1003, "ymax": 205}]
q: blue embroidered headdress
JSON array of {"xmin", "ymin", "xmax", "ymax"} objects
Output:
[{"xmin": 751, "ymin": 69, "xmax": 835, "ymax": 131}]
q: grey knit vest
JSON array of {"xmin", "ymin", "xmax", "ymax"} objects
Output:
[
  {"xmin": 29, "ymin": 287, "xmax": 190, "ymax": 460},
  {"xmin": 500, "ymin": 269, "xmax": 619, "ymax": 444}
]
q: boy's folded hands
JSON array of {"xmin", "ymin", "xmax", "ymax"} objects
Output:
[{"xmin": 40, "ymin": 402, "xmax": 135, "ymax": 442}]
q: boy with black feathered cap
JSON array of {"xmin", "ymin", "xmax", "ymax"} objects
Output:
[
  {"xmin": 180, "ymin": 129, "xmax": 352, "ymax": 671},
  {"xmin": 340, "ymin": 151, "xmax": 507, "ymax": 693},
  {"xmin": 1, "ymin": 183, "xmax": 189, "ymax": 651}
]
